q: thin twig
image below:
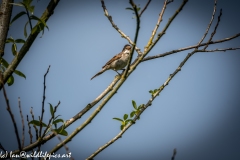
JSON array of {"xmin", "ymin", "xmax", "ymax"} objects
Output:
[
  {"xmin": 39, "ymin": 65, "xmax": 50, "ymax": 137},
  {"xmin": 145, "ymin": 0, "xmax": 188, "ymax": 54},
  {"xmin": 26, "ymin": 115, "xmax": 33, "ymax": 144},
  {"xmin": 0, "ymin": 142, "xmax": 7, "ymax": 152},
  {"xmin": 171, "ymin": 148, "xmax": 177, "ymax": 160},
  {"xmin": 142, "ymin": 32, "xmax": 240, "ymax": 62},
  {"xmin": 100, "ymin": 0, "xmax": 142, "ymax": 55},
  {"xmin": 167, "ymin": 0, "xmax": 174, "ymax": 5},
  {"xmin": 30, "ymin": 107, "xmax": 39, "ymax": 140},
  {"xmin": 47, "ymin": 131, "xmax": 74, "ymax": 160},
  {"xmin": 203, "ymin": 8, "xmax": 222, "ymax": 50},
  {"xmin": 198, "ymin": 47, "xmax": 240, "ymax": 52},
  {"xmin": 38, "ymin": 65, "xmax": 50, "ymax": 154},
  {"xmin": 145, "ymin": 0, "xmax": 168, "ymax": 50},
  {"xmin": 198, "ymin": 0, "xmax": 218, "ymax": 47},
  {"xmin": 25, "ymin": 7, "xmax": 33, "ymax": 31},
  {"xmin": 124, "ymin": 0, "xmax": 140, "ymax": 78},
  {"xmin": 0, "ymin": 71, "xmax": 22, "ymax": 151},
  {"xmin": 139, "ymin": 0, "xmax": 151, "ymax": 17},
  {"xmin": 18, "ymin": 97, "xmax": 25, "ymax": 149}
]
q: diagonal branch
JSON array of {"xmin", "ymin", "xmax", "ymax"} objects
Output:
[
  {"xmin": 139, "ymin": 0, "xmax": 151, "ymax": 17},
  {"xmin": 145, "ymin": 0, "xmax": 168, "ymax": 50},
  {"xmin": 0, "ymin": 0, "xmax": 60, "ymax": 90},
  {"xmin": 100, "ymin": 0, "xmax": 142, "ymax": 55},
  {"xmin": 0, "ymin": 71, "xmax": 22, "ymax": 151},
  {"xmin": 145, "ymin": 0, "xmax": 188, "ymax": 55}
]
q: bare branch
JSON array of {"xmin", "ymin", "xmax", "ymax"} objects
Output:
[
  {"xmin": 139, "ymin": 0, "xmax": 151, "ymax": 17},
  {"xmin": 145, "ymin": 0, "xmax": 168, "ymax": 50},
  {"xmin": 26, "ymin": 115, "xmax": 33, "ymax": 144},
  {"xmin": 203, "ymin": 8, "xmax": 222, "ymax": 50},
  {"xmin": 30, "ymin": 107, "xmax": 39, "ymax": 140},
  {"xmin": 18, "ymin": 97, "xmax": 25, "ymax": 149},
  {"xmin": 141, "ymin": 32, "xmax": 240, "ymax": 62},
  {"xmin": 100, "ymin": 0, "xmax": 142, "ymax": 55},
  {"xmin": 171, "ymin": 148, "xmax": 177, "ymax": 160},
  {"xmin": 197, "ymin": 0, "xmax": 218, "ymax": 46},
  {"xmin": 0, "ymin": 71, "xmax": 22, "ymax": 151},
  {"xmin": 198, "ymin": 47, "xmax": 240, "ymax": 52},
  {"xmin": 124, "ymin": 0, "xmax": 140, "ymax": 78},
  {"xmin": 144, "ymin": 0, "xmax": 188, "ymax": 55},
  {"xmin": 49, "ymin": 131, "xmax": 74, "ymax": 160},
  {"xmin": 39, "ymin": 65, "xmax": 50, "ymax": 138}
]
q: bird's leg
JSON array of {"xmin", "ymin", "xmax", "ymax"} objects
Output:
[{"xmin": 114, "ymin": 70, "xmax": 121, "ymax": 75}]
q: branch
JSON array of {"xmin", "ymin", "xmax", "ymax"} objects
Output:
[
  {"xmin": 0, "ymin": 0, "xmax": 14, "ymax": 57},
  {"xmin": 26, "ymin": 115, "xmax": 33, "ymax": 144},
  {"xmin": 124, "ymin": 0, "xmax": 140, "ymax": 78},
  {"xmin": 198, "ymin": 47, "xmax": 240, "ymax": 52},
  {"xmin": 0, "ymin": 71, "xmax": 22, "ymax": 151},
  {"xmin": 0, "ymin": 0, "xmax": 60, "ymax": 90},
  {"xmin": 141, "ymin": 32, "xmax": 240, "ymax": 62},
  {"xmin": 197, "ymin": 0, "xmax": 218, "ymax": 47},
  {"xmin": 171, "ymin": 148, "xmax": 177, "ymax": 160},
  {"xmin": 18, "ymin": 97, "xmax": 25, "ymax": 149},
  {"xmin": 39, "ymin": 65, "xmax": 50, "ymax": 138},
  {"xmin": 145, "ymin": 0, "xmax": 188, "ymax": 55},
  {"xmin": 139, "ymin": 0, "xmax": 151, "ymax": 17},
  {"xmin": 100, "ymin": 0, "xmax": 142, "ymax": 55},
  {"xmin": 203, "ymin": 8, "xmax": 222, "ymax": 50},
  {"xmin": 145, "ymin": 0, "xmax": 168, "ymax": 50}
]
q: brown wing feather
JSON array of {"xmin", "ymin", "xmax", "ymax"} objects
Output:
[{"xmin": 102, "ymin": 52, "xmax": 122, "ymax": 68}]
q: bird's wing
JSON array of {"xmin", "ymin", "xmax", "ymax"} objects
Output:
[{"xmin": 102, "ymin": 52, "xmax": 122, "ymax": 68}]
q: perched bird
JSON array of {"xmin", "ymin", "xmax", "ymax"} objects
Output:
[{"xmin": 91, "ymin": 44, "xmax": 132, "ymax": 80}]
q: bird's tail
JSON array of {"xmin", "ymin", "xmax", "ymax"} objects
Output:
[{"xmin": 90, "ymin": 69, "xmax": 106, "ymax": 80}]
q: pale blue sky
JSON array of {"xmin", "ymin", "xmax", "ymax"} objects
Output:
[{"xmin": 1, "ymin": 0, "xmax": 240, "ymax": 160}]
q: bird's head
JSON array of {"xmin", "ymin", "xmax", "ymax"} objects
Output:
[{"xmin": 122, "ymin": 44, "xmax": 132, "ymax": 54}]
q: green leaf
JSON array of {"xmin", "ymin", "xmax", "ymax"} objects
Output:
[
  {"xmin": 15, "ymin": 39, "xmax": 25, "ymax": 43},
  {"xmin": 10, "ymin": 11, "xmax": 26, "ymax": 24},
  {"xmin": 11, "ymin": 43, "xmax": 17, "ymax": 56},
  {"xmin": 123, "ymin": 114, "xmax": 128, "ymax": 120},
  {"xmin": 30, "ymin": 15, "xmax": 47, "ymax": 27},
  {"xmin": 29, "ymin": 120, "xmax": 47, "ymax": 127},
  {"xmin": 6, "ymin": 37, "xmax": 15, "ymax": 43},
  {"xmin": 28, "ymin": 6, "xmax": 35, "ymax": 14},
  {"xmin": 9, "ymin": 3, "xmax": 24, "ymax": 7},
  {"xmin": 126, "ymin": 7, "xmax": 133, "ymax": 11},
  {"xmin": 120, "ymin": 125, "xmax": 124, "ymax": 130},
  {"xmin": 53, "ymin": 129, "xmax": 68, "ymax": 136},
  {"xmin": 49, "ymin": 103, "xmax": 54, "ymax": 117},
  {"xmin": 54, "ymin": 115, "xmax": 61, "ymax": 120},
  {"xmin": 130, "ymin": 111, "xmax": 135, "ymax": 118},
  {"xmin": 7, "ymin": 75, "xmax": 14, "ymax": 86},
  {"xmin": 125, "ymin": 119, "xmax": 133, "ymax": 124},
  {"xmin": 53, "ymin": 119, "xmax": 64, "ymax": 124},
  {"xmin": 137, "ymin": 7, "xmax": 141, "ymax": 12},
  {"xmin": 14, "ymin": 69, "xmax": 26, "ymax": 79},
  {"xmin": 24, "ymin": 21, "xmax": 29, "ymax": 38},
  {"xmin": 132, "ymin": 100, "xmax": 137, "ymax": 110},
  {"xmin": 149, "ymin": 90, "xmax": 153, "ymax": 94},
  {"xmin": 113, "ymin": 118, "xmax": 123, "ymax": 122},
  {"xmin": 0, "ymin": 58, "xmax": 9, "ymax": 68}
]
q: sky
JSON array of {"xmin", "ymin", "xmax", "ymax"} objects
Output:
[{"xmin": 0, "ymin": 0, "xmax": 240, "ymax": 160}]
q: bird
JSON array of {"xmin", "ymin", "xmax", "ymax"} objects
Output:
[{"xmin": 91, "ymin": 44, "xmax": 132, "ymax": 80}]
